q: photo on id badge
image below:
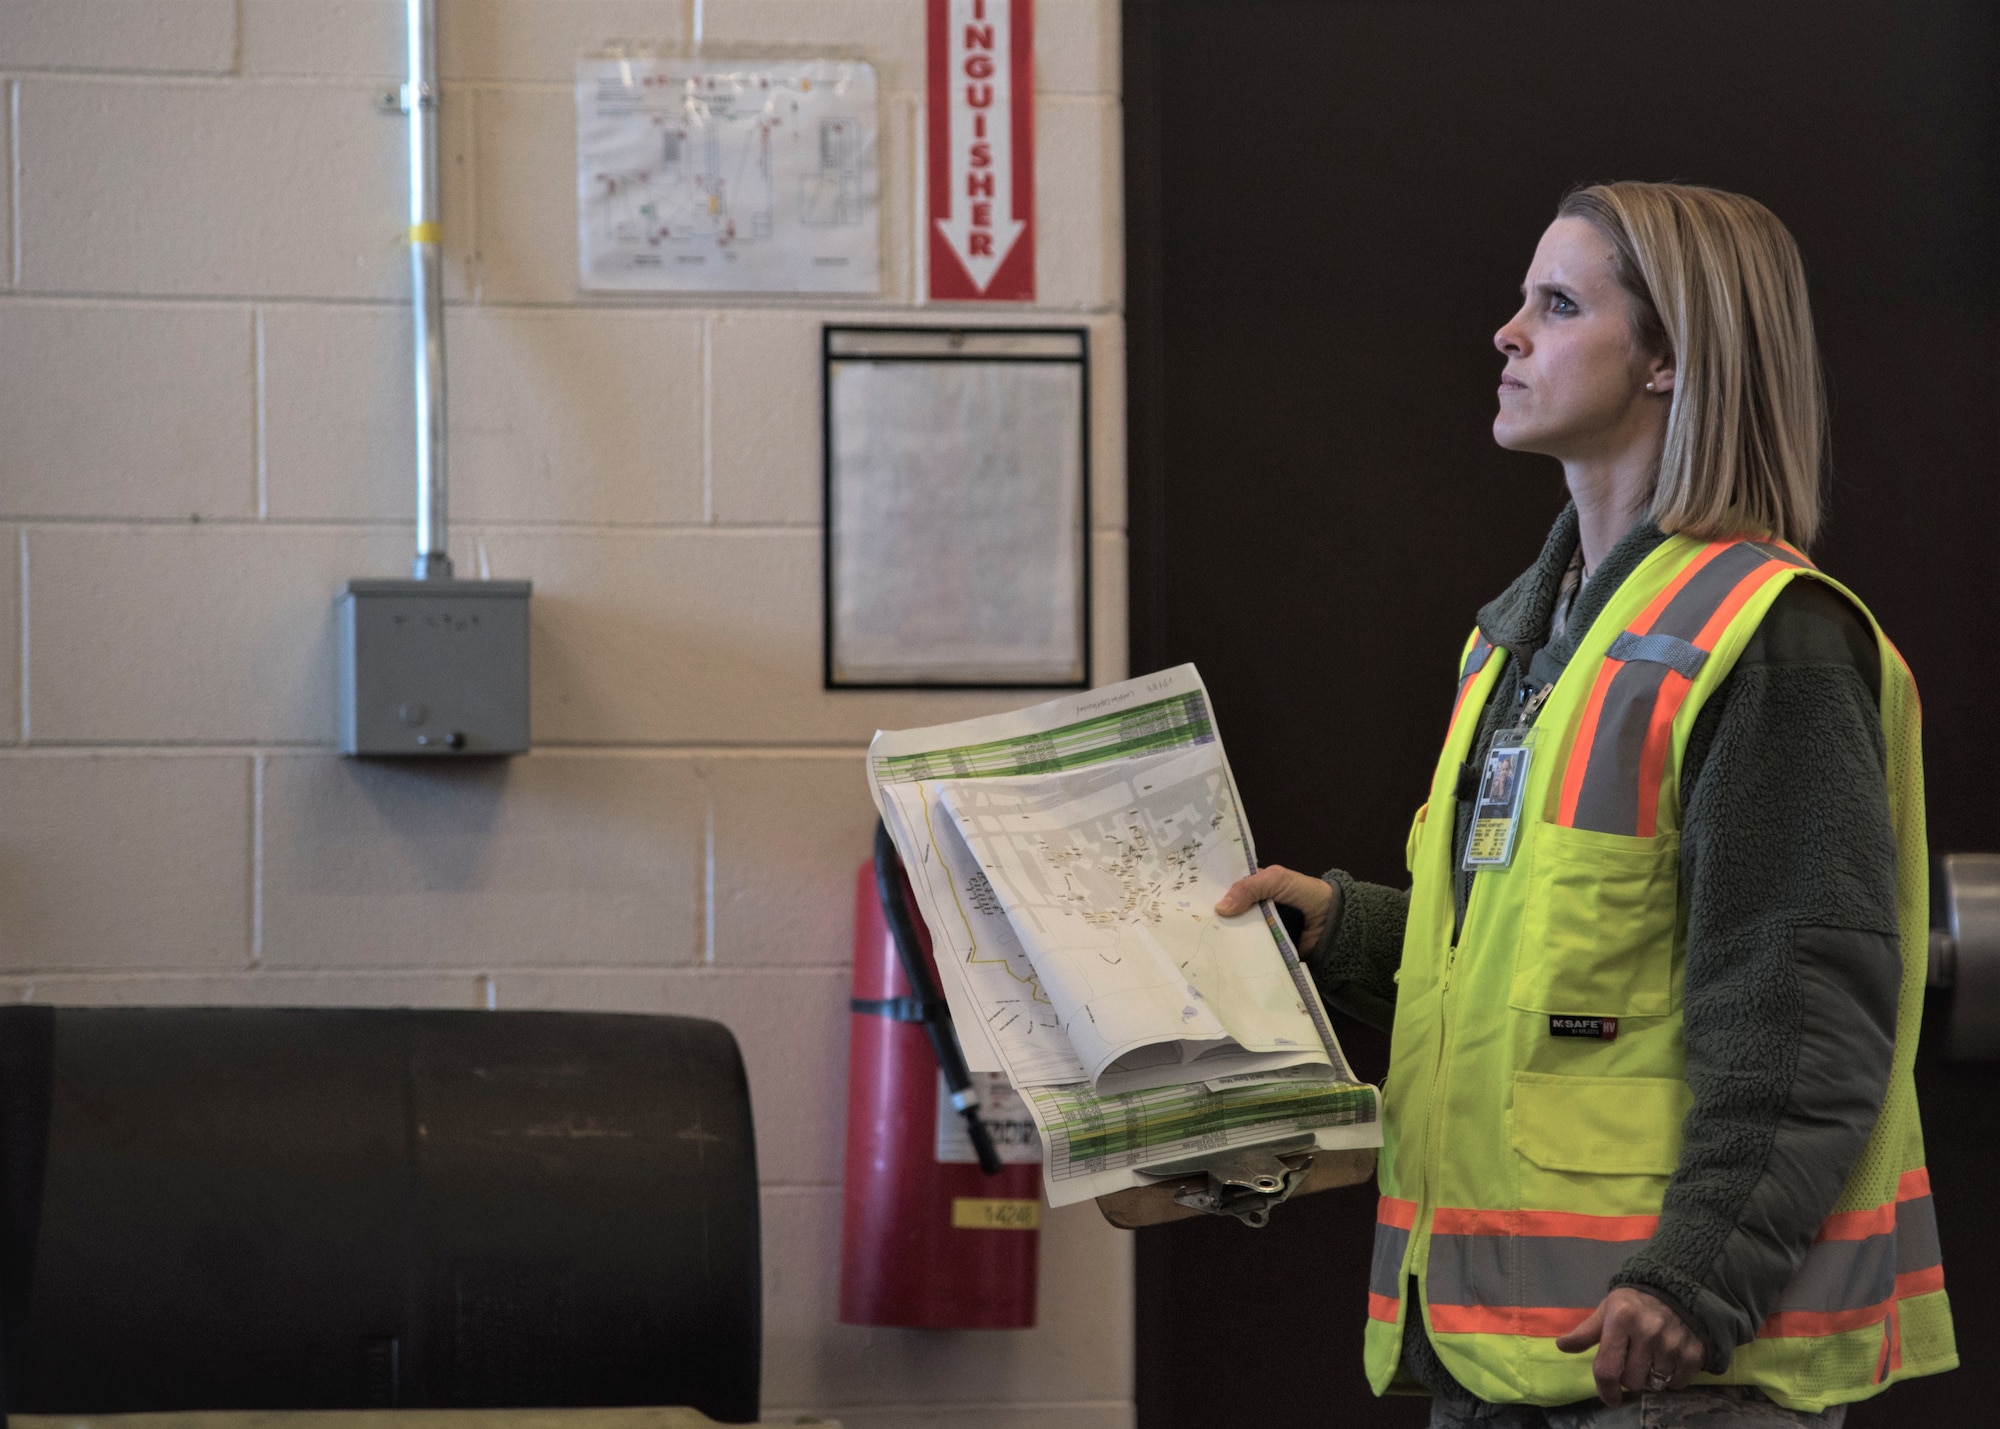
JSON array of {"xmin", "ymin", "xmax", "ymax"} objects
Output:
[{"xmin": 1464, "ymin": 738, "xmax": 1532, "ymax": 869}]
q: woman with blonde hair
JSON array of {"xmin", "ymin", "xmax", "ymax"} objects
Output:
[{"xmin": 1220, "ymin": 184, "xmax": 1956, "ymax": 1425}]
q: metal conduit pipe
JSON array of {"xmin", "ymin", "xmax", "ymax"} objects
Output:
[{"xmin": 405, "ymin": 0, "xmax": 451, "ymax": 580}]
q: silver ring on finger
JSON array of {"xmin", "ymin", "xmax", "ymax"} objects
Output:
[{"xmin": 1645, "ymin": 1369, "xmax": 1672, "ymax": 1392}]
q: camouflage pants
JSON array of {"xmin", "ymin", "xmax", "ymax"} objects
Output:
[{"xmin": 1428, "ymin": 1386, "xmax": 1848, "ymax": 1429}]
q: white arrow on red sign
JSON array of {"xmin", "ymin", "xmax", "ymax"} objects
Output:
[{"xmin": 928, "ymin": 0, "xmax": 1035, "ymax": 301}]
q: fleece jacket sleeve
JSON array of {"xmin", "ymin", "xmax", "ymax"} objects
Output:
[
  {"xmin": 1304, "ymin": 871, "xmax": 1408, "ymax": 1035},
  {"xmin": 1609, "ymin": 582, "xmax": 1903, "ymax": 1370}
]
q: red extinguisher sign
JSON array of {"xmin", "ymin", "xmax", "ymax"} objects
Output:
[{"xmin": 927, "ymin": 0, "xmax": 1035, "ymax": 301}]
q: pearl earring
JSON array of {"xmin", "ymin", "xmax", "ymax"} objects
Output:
[{"xmin": 1645, "ymin": 382, "xmax": 1656, "ymax": 391}]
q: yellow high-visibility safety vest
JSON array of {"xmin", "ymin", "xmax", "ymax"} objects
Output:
[{"xmin": 1366, "ymin": 534, "xmax": 1957, "ymax": 1411}]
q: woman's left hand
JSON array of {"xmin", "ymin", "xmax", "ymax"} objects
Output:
[
  {"xmin": 1214, "ymin": 865, "xmax": 1336, "ymax": 953},
  {"xmin": 1555, "ymin": 1286, "xmax": 1705, "ymax": 1406}
]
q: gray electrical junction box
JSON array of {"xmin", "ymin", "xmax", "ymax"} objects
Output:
[{"xmin": 336, "ymin": 579, "xmax": 532, "ymax": 757}]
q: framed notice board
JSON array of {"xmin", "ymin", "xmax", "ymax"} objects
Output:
[{"xmin": 823, "ymin": 326, "xmax": 1090, "ymax": 688}]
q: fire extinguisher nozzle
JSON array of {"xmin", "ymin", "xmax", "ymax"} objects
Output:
[
  {"xmin": 964, "ymin": 1107, "xmax": 1004, "ymax": 1177},
  {"xmin": 877, "ymin": 819, "xmax": 1010, "ymax": 1180}
]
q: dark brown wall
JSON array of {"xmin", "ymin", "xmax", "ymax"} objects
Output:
[{"xmin": 1123, "ymin": 2, "xmax": 1998, "ymax": 1423}]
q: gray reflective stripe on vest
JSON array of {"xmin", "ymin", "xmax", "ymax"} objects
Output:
[
  {"xmin": 1427, "ymin": 1230, "xmax": 1638, "ymax": 1313},
  {"xmin": 1771, "ymin": 1232, "xmax": 1898, "ymax": 1315},
  {"xmin": 1370, "ymin": 1220, "xmax": 1410, "ymax": 1300},
  {"xmin": 1454, "ymin": 633, "xmax": 1496, "ymax": 707},
  {"xmin": 1566, "ymin": 542, "xmax": 1787, "ymax": 836},
  {"xmin": 1462, "ymin": 633, "xmax": 1494, "ymax": 682},
  {"xmin": 1567, "ymin": 658, "xmax": 1676, "ymax": 836},
  {"xmin": 1419, "ymin": 1196, "xmax": 1943, "ymax": 1328},
  {"xmin": 1606, "ymin": 631, "xmax": 1710, "ymax": 680},
  {"xmin": 1896, "ymin": 1191, "xmax": 1942, "ymax": 1274}
]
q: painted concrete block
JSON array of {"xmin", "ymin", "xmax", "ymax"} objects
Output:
[
  {"xmin": 0, "ymin": 302, "xmax": 254, "ymax": 518},
  {"xmin": 1036, "ymin": 0, "xmax": 1119, "ymax": 96},
  {"xmin": 472, "ymin": 78, "xmax": 911, "ymax": 306},
  {"xmin": 245, "ymin": 0, "xmax": 688, "ymax": 82},
  {"xmin": 240, "ymin": 0, "xmax": 402, "ymax": 78},
  {"xmin": 438, "ymin": 0, "xmax": 693, "ymax": 83},
  {"xmin": 469, "ymin": 85, "xmax": 578, "ymax": 305},
  {"xmin": 25, "ymin": 524, "xmax": 414, "ymax": 743},
  {"xmin": 260, "ymin": 751, "xmax": 704, "ymax": 969},
  {"xmin": 1086, "ymin": 313, "xmax": 1125, "ymax": 531},
  {"xmin": 1, "ymin": 87, "xmax": 11, "ymax": 289},
  {"xmin": 4, "ymin": 970, "xmax": 489, "ymax": 1007},
  {"xmin": 0, "ymin": 755, "xmax": 251, "ymax": 970},
  {"xmin": 470, "ymin": 528, "xmax": 1031, "ymax": 745},
  {"xmin": 263, "ymin": 304, "xmax": 704, "ymax": 523},
  {"xmin": 450, "ymin": 306, "xmax": 706, "ymax": 522},
  {"xmin": 884, "ymin": 91, "xmax": 919, "ymax": 305},
  {"xmin": 707, "ymin": 310, "xmax": 823, "ymax": 525},
  {"xmin": 489, "ymin": 968, "xmax": 850, "ymax": 1186},
  {"xmin": 708, "ymin": 754, "xmax": 874, "ymax": 968},
  {"xmin": 0, "ymin": 530, "xmax": 18, "ymax": 744},
  {"xmin": 16, "ymin": 79, "xmax": 472, "ymax": 299},
  {"xmin": 1031, "ymin": 95, "xmax": 1119, "ymax": 312},
  {"xmin": 259, "ymin": 304, "xmax": 410, "ymax": 521},
  {"xmin": 1090, "ymin": 529, "xmax": 1127, "ymax": 686},
  {"xmin": 0, "ymin": 0, "xmax": 235, "ymax": 73},
  {"xmin": 758, "ymin": 1187, "xmax": 1134, "ymax": 1408},
  {"xmin": 701, "ymin": 0, "xmax": 921, "ymax": 92}
]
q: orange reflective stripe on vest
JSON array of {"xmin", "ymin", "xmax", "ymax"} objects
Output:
[
  {"xmin": 1761, "ymin": 1168, "xmax": 1944, "ymax": 1337},
  {"xmin": 1558, "ymin": 541, "xmax": 1812, "ymax": 836},
  {"xmin": 1416, "ymin": 1168, "xmax": 1943, "ymax": 1342}
]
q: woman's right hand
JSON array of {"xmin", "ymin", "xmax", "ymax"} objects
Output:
[{"xmin": 1215, "ymin": 865, "xmax": 1339, "ymax": 955}]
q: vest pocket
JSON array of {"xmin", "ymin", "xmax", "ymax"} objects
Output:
[
  {"xmin": 1511, "ymin": 1071, "xmax": 1689, "ymax": 1175},
  {"xmin": 1509, "ymin": 822, "xmax": 1679, "ymax": 1018}
]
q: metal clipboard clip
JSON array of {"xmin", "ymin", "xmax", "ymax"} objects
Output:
[
  {"xmin": 1130, "ymin": 1133, "xmax": 1320, "ymax": 1229},
  {"xmin": 1096, "ymin": 1132, "xmax": 1376, "ymax": 1230}
]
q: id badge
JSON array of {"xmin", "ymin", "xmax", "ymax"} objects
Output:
[{"xmin": 1462, "ymin": 728, "xmax": 1535, "ymax": 870}]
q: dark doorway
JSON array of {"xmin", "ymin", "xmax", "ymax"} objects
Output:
[{"xmin": 1123, "ymin": 2, "xmax": 1998, "ymax": 1425}]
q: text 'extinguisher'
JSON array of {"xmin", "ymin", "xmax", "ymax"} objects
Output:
[{"xmin": 838, "ymin": 821, "xmax": 1042, "ymax": 1328}]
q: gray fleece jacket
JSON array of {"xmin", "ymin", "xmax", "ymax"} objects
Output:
[{"xmin": 1309, "ymin": 506, "xmax": 1902, "ymax": 1402}]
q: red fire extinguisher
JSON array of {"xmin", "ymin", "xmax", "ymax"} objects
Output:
[{"xmin": 838, "ymin": 821, "xmax": 1041, "ymax": 1328}]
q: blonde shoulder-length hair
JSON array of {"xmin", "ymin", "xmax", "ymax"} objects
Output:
[{"xmin": 1557, "ymin": 182, "xmax": 1827, "ymax": 549}]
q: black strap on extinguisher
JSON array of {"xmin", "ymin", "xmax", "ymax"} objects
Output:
[{"xmin": 868, "ymin": 820, "xmax": 1003, "ymax": 1177}]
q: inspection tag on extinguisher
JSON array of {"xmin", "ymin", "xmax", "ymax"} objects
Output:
[
  {"xmin": 927, "ymin": 0, "xmax": 1035, "ymax": 300},
  {"xmin": 936, "ymin": 1070, "xmax": 1043, "ymax": 1164},
  {"xmin": 952, "ymin": 1197, "xmax": 1042, "ymax": 1230}
]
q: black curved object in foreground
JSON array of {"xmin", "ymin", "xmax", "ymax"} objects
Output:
[{"xmin": 0, "ymin": 1006, "xmax": 759, "ymax": 1421}]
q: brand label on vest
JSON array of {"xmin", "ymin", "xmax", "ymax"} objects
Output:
[{"xmin": 1549, "ymin": 1015, "xmax": 1618, "ymax": 1039}]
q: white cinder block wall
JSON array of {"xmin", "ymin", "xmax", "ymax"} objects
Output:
[{"xmin": 0, "ymin": 2, "xmax": 1131, "ymax": 1424}]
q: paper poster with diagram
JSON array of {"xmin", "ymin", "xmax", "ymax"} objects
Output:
[{"xmin": 576, "ymin": 56, "xmax": 880, "ymax": 293}]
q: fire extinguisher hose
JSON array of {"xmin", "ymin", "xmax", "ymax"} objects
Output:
[{"xmin": 871, "ymin": 820, "xmax": 1004, "ymax": 1176}]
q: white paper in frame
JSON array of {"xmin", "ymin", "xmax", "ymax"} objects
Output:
[{"xmin": 824, "ymin": 326, "xmax": 1090, "ymax": 689}]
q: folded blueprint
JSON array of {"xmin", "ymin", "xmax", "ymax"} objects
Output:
[{"xmin": 869, "ymin": 665, "xmax": 1381, "ymax": 1206}]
